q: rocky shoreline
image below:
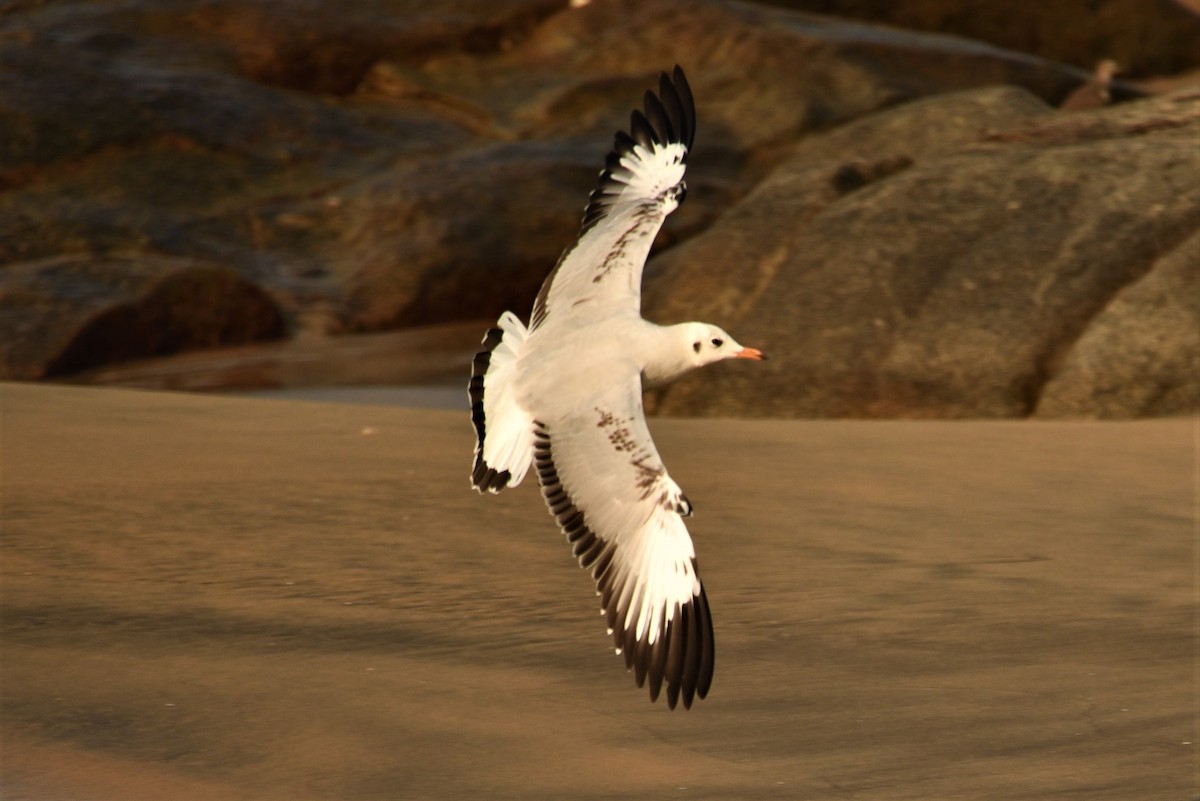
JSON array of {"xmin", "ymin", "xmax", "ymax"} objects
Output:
[{"xmin": 2, "ymin": 0, "xmax": 1197, "ymax": 417}]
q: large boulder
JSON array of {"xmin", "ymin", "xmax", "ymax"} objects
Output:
[
  {"xmin": 385, "ymin": 0, "xmax": 1096, "ymax": 175},
  {"xmin": 0, "ymin": 254, "xmax": 284, "ymax": 380},
  {"xmin": 1035, "ymin": 231, "xmax": 1200, "ymax": 418},
  {"xmin": 758, "ymin": 0, "xmax": 1200, "ymax": 78},
  {"xmin": 644, "ymin": 88, "xmax": 1200, "ymax": 418}
]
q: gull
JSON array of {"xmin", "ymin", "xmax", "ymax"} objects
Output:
[{"xmin": 469, "ymin": 66, "xmax": 765, "ymax": 709}]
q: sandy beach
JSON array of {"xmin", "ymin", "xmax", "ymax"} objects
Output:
[{"xmin": 1, "ymin": 382, "xmax": 1194, "ymax": 800}]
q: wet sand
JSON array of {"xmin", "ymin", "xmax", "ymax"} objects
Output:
[{"xmin": 1, "ymin": 382, "xmax": 1194, "ymax": 800}]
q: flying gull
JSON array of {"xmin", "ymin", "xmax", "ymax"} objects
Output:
[{"xmin": 469, "ymin": 66, "xmax": 765, "ymax": 709}]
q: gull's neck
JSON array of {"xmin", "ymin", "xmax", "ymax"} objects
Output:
[{"xmin": 637, "ymin": 322, "xmax": 701, "ymax": 389}]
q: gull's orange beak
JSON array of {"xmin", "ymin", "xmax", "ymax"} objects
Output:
[{"xmin": 735, "ymin": 347, "xmax": 767, "ymax": 361}]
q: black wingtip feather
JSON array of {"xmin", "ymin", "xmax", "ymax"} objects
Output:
[
  {"xmin": 670, "ymin": 65, "xmax": 695, "ymax": 150},
  {"xmin": 643, "ymin": 89, "xmax": 675, "ymax": 144},
  {"xmin": 695, "ymin": 585, "xmax": 715, "ymax": 701},
  {"xmin": 629, "ymin": 109, "xmax": 658, "ymax": 150},
  {"xmin": 680, "ymin": 600, "xmax": 700, "ymax": 708},
  {"xmin": 663, "ymin": 603, "xmax": 685, "ymax": 709},
  {"xmin": 647, "ymin": 619, "xmax": 667, "ymax": 702},
  {"xmin": 470, "ymin": 327, "xmax": 513, "ymax": 493}
]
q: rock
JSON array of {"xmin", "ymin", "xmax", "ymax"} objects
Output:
[
  {"xmin": 413, "ymin": 0, "xmax": 1088, "ymax": 154},
  {"xmin": 0, "ymin": 255, "xmax": 284, "ymax": 380},
  {"xmin": 1059, "ymin": 59, "xmax": 1122, "ymax": 111},
  {"xmin": 758, "ymin": 0, "xmax": 1200, "ymax": 78},
  {"xmin": 1035, "ymin": 231, "xmax": 1200, "ymax": 418},
  {"xmin": 644, "ymin": 88, "xmax": 1200, "ymax": 418},
  {"xmin": 309, "ymin": 141, "xmax": 606, "ymax": 331},
  {"xmin": 0, "ymin": 0, "xmax": 1086, "ymax": 289},
  {"xmin": 645, "ymin": 85, "xmax": 1055, "ymax": 327},
  {"xmin": 0, "ymin": 0, "xmax": 1187, "ymax": 406}
]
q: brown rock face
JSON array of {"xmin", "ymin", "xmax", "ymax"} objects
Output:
[
  {"xmin": 0, "ymin": 0, "xmax": 1192, "ymax": 416},
  {"xmin": 644, "ymin": 88, "xmax": 1200, "ymax": 418},
  {"xmin": 1035, "ymin": 231, "xmax": 1200, "ymax": 419},
  {"xmin": 757, "ymin": 0, "xmax": 1200, "ymax": 78},
  {"xmin": 0, "ymin": 255, "xmax": 284, "ymax": 380},
  {"xmin": 1, "ymin": 0, "xmax": 1093, "ymax": 379}
]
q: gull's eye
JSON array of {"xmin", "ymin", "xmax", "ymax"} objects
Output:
[
  {"xmin": 711, "ymin": 338, "xmax": 724, "ymax": 347},
  {"xmin": 693, "ymin": 341, "xmax": 702, "ymax": 353}
]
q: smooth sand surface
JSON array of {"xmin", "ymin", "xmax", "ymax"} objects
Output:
[{"xmin": 1, "ymin": 383, "xmax": 1194, "ymax": 800}]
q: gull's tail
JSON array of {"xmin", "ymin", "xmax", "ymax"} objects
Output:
[{"xmin": 470, "ymin": 311, "xmax": 534, "ymax": 493}]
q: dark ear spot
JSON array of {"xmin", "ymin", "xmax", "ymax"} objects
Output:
[
  {"xmin": 692, "ymin": 341, "xmax": 701, "ymax": 353},
  {"xmin": 711, "ymin": 338, "xmax": 724, "ymax": 347}
]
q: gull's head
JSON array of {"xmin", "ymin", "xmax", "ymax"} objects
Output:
[{"xmin": 685, "ymin": 323, "xmax": 767, "ymax": 368}]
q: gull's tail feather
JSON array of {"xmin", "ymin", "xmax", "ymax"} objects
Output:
[{"xmin": 470, "ymin": 311, "xmax": 533, "ymax": 493}]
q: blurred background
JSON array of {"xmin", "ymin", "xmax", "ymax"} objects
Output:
[{"xmin": 1, "ymin": 0, "xmax": 1197, "ymax": 418}]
